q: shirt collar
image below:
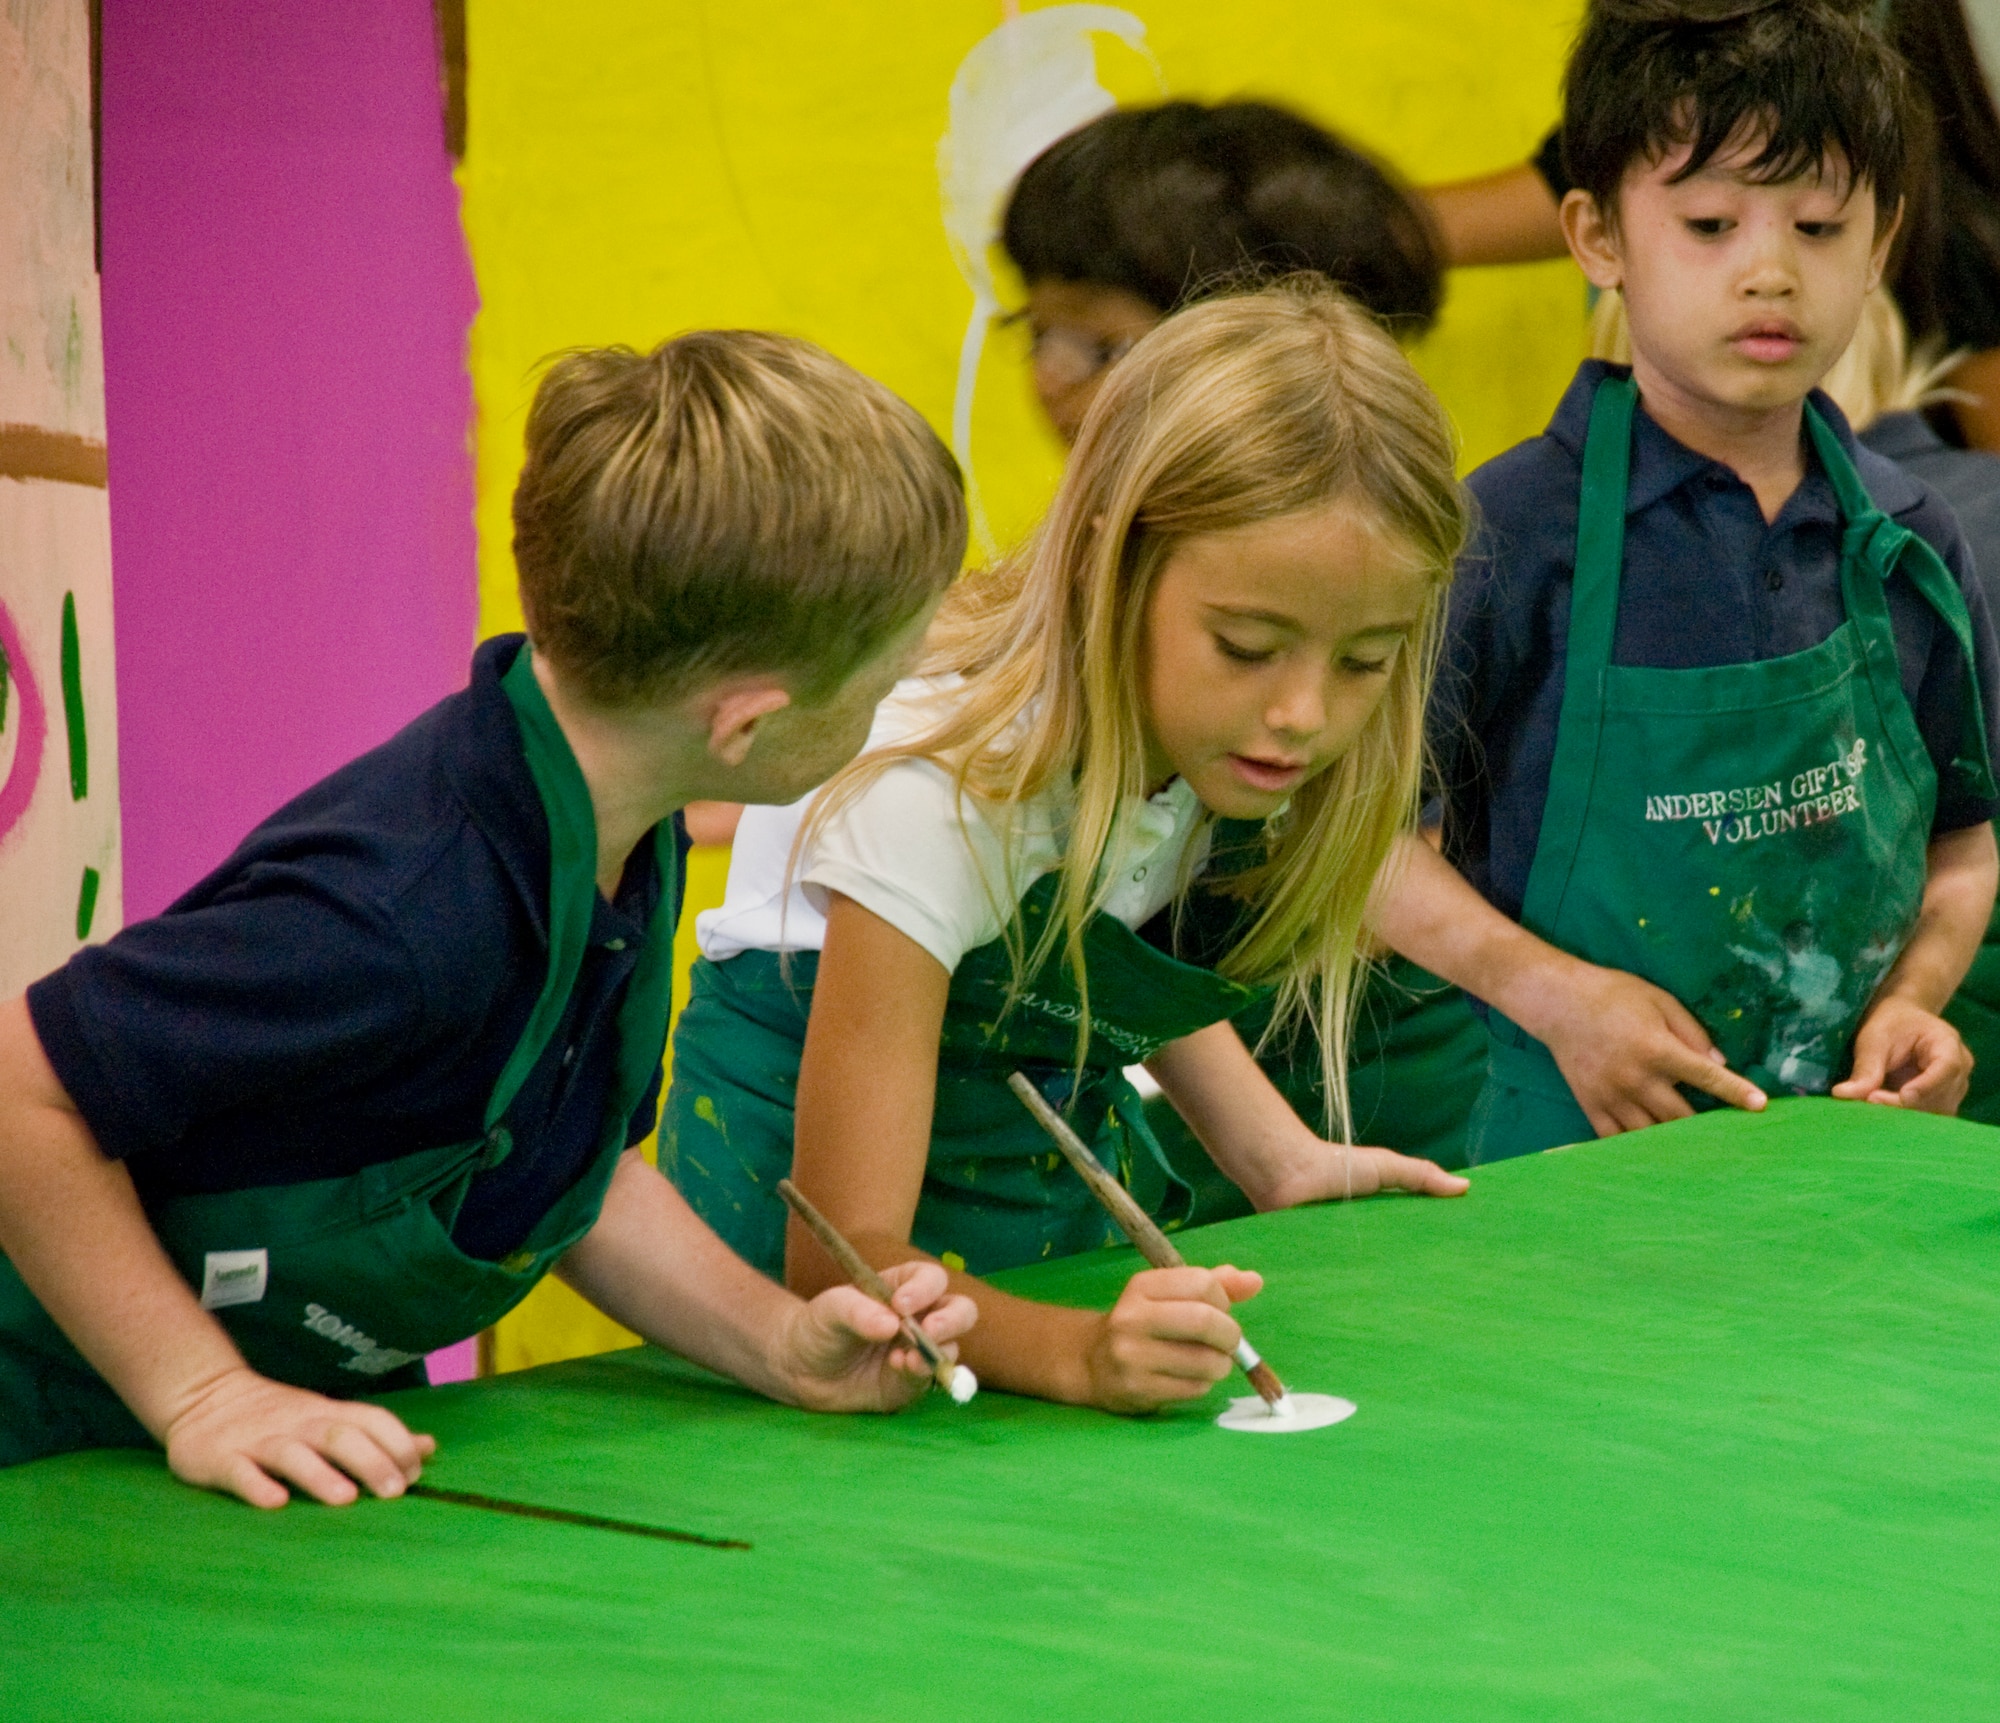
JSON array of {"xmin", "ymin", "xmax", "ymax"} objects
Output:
[
  {"xmin": 1546, "ymin": 358, "xmax": 1916, "ymax": 524},
  {"xmin": 1856, "ymin": 408, "xmax": 1944, "ymax": 466},
  {"xmin": 439, "ymin": 635, "xmax": 656, "ymax": 951}
]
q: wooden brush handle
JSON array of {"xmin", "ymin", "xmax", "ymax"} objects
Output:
[
  {"xmin": 777, "ymin": 1178, "xmax": 896, "ymax": 1302},
  {"xmin": 1004, "ymin": 1071, "xmax": 1185, "ymax": 1271},
  {"xmin": 1009, "ymin": 1071, "xmax": 1290, "ymax": 1408},
  {"xmin": 775, "ymin": 1179, "xmax": 952, "ymax": 1384}
]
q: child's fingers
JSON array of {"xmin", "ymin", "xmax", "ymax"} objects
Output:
[
  {"xmin": 1099, "ymin": 1324, "xmax": 1239, "ymax": 1394},
  {"xmin": 1660, "ymin": 1043, "xmax": 1766, "ymax": 1113},
  {"xmin": 1891, "ymin": 1046, "xmax": 1971, "ymax": 1114},
  {"xmin": 881, "ymin": 1258, "xmax": 951, "ymax": 1315},
  {"xmin": 318, "ymin": 1421, "xmax": 418, "ymax": 1499},
  {"xmin": 342, "ymin": 1404, "xmax": 433, "ymax": 1481},
  {"xmin": 1367, "ymin": 1149, "xmax": 1469, "ymax": 1197},
  {"xmin": 812, "ymin": 1284, "xmax": 902, "ymax": 1346},
  {"xmin": 218, "ymin": 1453, "xmax": 291, "ymax": 1511},
  {"xmin": 1127, "ymin": 1339, "xmax": 1240, "ymax": 1391},
  {"xmin": 1831, "ymin": 1034, "xmax": 1891, "ymax": 1100},
  {"xmin": 1653, "ymin": 989, "xmax": 1724, "ymax": 1056},
  {"xmin": 261, "ymin": 1438, "xmax": 364, "ymax": 1507},
  {"xmin": 917, "ymin": 1294, "xmax": 978, "ymax": 1346},
  {"xmin": 1127, "ymin": 1292, "xmax": 1241, "ymax": 1356},
  {"xmin": 1129, "ymin": 1265, "xmax": 1237, "ymax": 1312},
  {"xmin": 1207, "ymin": 1265, "xmax": 1263, "ymax": 1304}
]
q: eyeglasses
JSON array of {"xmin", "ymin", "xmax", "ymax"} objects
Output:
[{"xmin": 996, "ymin": 311, "xmax": 1139, "ymax": 393}]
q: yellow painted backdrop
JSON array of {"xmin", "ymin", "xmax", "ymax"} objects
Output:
[{"xmin": 462, "ymin": 0, "xmax": 1590, "ymax": 1370}]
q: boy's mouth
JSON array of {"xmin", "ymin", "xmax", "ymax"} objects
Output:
[
  {"xmin": 1228, "ymin": 754, "xmax": 1310, "ymax": 794},
  {"xmin": 1730, "ymin": 319, "xmax": 1806, "ymax": 364}
]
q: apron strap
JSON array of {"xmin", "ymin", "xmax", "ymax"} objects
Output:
[
  {"xmin": 1518, "ymin": 372, "xmax": 1635, "ymax": 948},
  {"xmin": 1031, "ymin": 1062, "xmax": 1196, "ymax": 1236},
  {"xmin": 496, "ymin": 644, "xmax": 681, "ymax": 1150},
  {"xmin": 1805, "ymin": 405, "xmax": 1997, "ymax": 803},
  {"xmin": 1101, "ymin": 1067, "xmax": 1195, "ymax": 1234}
]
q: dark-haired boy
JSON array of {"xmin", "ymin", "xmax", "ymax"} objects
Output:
[
  {"xmin": 0, "ymin": 331, "xmax": 975, "ymax": 1502},
  {"xmin": 1374, "ymin": 0, "xmax": 2000, "ymax": 1159}
]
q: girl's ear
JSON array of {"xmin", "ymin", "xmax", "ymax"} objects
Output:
[{"xmin": 1560, "ymin": 189, "xmax": 1623, "ymax": 291}]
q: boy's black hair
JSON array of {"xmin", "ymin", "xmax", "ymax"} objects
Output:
[
  {"xmin": 1561, "ymin": 0, "xmax": 1910, "ymax": 228},
  {"xmin": 1000, "ymin": 100, "xmax": 1442, "ymax": 333}
]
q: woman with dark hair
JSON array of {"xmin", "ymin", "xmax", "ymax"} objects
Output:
[
  {"xmin": 1884, "ymin": 0, "xmax": 2000, "ymax": 449},
  {"xmin": 1000, "ymin": 99, "xmax": 1444, "ymax": 441}
]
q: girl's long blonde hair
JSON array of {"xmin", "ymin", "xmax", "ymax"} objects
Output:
[{"xmin": 804, "ymin": 278, "xmax": 1467, "ymax": 1139}]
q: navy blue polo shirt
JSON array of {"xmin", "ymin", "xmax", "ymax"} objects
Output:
[
  {"xmin": 27, "ymin": 635, "xmax": 688, "ymax": 1261},
  {"xmin": 1860, "ymin": 411, "xmax": 2000, "ymax": 623},
  {"xmin": 1432, "ymin": 361, "xmax": 2000, "ymax": 926}
]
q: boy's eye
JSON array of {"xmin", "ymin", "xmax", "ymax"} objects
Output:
[
  {"xmin": 1796, "ymin": 220, "xmax": 1844, "ymax": 239},
  {"xmin": 1685, "ymin": 217, "xmax": 1732, "ymax": 237},
  {"xmin": 1215, "ymin": 635, "xmax": 1275, "ymax": 665}
]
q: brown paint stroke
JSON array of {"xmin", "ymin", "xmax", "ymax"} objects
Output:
[{"xmin": 0, "ymin": 426, "xmax": 108, "ymax": 488}]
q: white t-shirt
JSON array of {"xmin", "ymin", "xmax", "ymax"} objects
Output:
[{"xmin": 697, "ymin": 678, "xmax": 1213, "ymax": 972}]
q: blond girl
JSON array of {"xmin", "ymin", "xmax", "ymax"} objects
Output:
[{"xmin": 666, "ymin": 281, "xmax": 1469, "ymax": 1413}]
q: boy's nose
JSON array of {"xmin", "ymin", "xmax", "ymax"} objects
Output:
[{"xmin": 1738, "ymin": 229, "xmax": 1800, "ymax": 296}]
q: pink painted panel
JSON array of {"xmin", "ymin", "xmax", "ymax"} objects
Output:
[
  {"xmin": 100, "ymin": 0, "xmax": 478, "ymax": 920},
  {"xmin": 425, "ymin": 1337, "xmax": 480, "ymax": 1386}
]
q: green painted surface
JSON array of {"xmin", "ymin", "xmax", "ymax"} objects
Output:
[
  {"xmin": 59, "ymin": 589, "xmax": 85, "ymax": 801},
  {"xmin": 73, "ymin": 865, "xmax": 100, "ymax": 939},
  {"xmin": 4, "ymin": 1098, "xmax": 1998, "ymax": 1720}
]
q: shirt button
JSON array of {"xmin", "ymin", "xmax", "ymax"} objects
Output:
[
  {"xmin": 1132, "ymin": 865, "xmax": 1148, "ymax": 883},
  {"xmin": 604, "ymin": 937, "xmax": 627, "ymax": 951},
  {"xmin": 1764, "ymin": 568, "xmax": 1785, "ymax": 591}
]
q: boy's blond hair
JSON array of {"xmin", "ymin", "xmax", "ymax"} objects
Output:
[
  {"xmin": 805, "ymin": 279, "xmax": 1466, "ymax": 1138},
  {"xmin": 1588, "ymin": 285, "xmax": 1968, "ymax": 431},
  {"xmin": 513, "ymin": 331, "xmax": 967, "ymax": 709}
]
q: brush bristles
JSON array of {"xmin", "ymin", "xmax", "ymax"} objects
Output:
[{"xmin": 1246, "ymin": 1360, "xmax": 1288, "ymax": 1406}]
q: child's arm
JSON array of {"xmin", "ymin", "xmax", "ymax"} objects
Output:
[
  {"xmin": 554, "ymin": 1151, "xmax": 976, "ymax": 1411},
  {"xmin": 1372, "ymin": 835, "xmax": 1768, "ymax": 1135},
  {"xmin": 787, "ymin": 892, "xmax": 1257, "ymax": 1413},
  {"xmin": 1143, "ymin": 1022, "xmax": 1469, "ymax": 1199},
  {"xmin": 1833, "ymin": 822, "xmax": 1999, "ymax": 1113},
  {"xmin": 0, "ymin": 997, "xmax": 435, "ymax": 1509}
]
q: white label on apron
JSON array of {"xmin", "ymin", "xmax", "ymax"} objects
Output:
[{"xmin": 199, "ymin": 1249, "xmax": 269, "ymax": 1311}]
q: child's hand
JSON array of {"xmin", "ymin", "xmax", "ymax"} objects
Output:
[
  {"xmin": 1833, "ymin": 997, "xmax": 1973, "ymax": 1114},
  {"xmin": 1257, "ymin": 1144, "xmax": 1469, "ymax": 1209},
  {"xmin": 1084, "ymin": 1265, "xmax": 1260, "ymax": 1414},
  {"xmin": 163, "ymin": 1365, "xmax": 435, "ymax": 1509},
  {"xmin": 776, "ymin": 1259, "xmax": 978, "ymax": 1413},
  {"xmin": 1537, "ymin": 961, "xmax": 1767, "ymax": 1135}
]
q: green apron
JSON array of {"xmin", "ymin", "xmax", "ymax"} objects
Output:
[
  {"xmin": 666, "ymin": 870, "xmax": 1266, "ymax": 1279},
  {"xmin": 1145, "ymin": 958, "xmax": 1487, "ymax": 1225},
  {"xmin": 1469, "ymin": 375, "xmax": 1994, "ymax": 1163},
  {"xmin": 0, "ymin": 646, "xmax": 678, "ymax": 1466}
]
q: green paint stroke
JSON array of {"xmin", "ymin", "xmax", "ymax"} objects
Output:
[
  {"xmin": 75, "ymin": 867, "xmax": 100, "ymax": 940},
  {"xmin": 0, "ymin": 630, "xmax": 10, "ymax": 733},
  {"xmin": 60, "ymin": 592, "xmax": 86, "ymax": 800}
]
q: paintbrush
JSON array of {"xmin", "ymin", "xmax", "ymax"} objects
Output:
[
  {"xmin": 1005, "ymin": 1070, "xmax": 1294, "ymax": 1415},
  {"xmin": 776, "ymin": 1178, "xmax": 977, "ymax": 1404}
]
